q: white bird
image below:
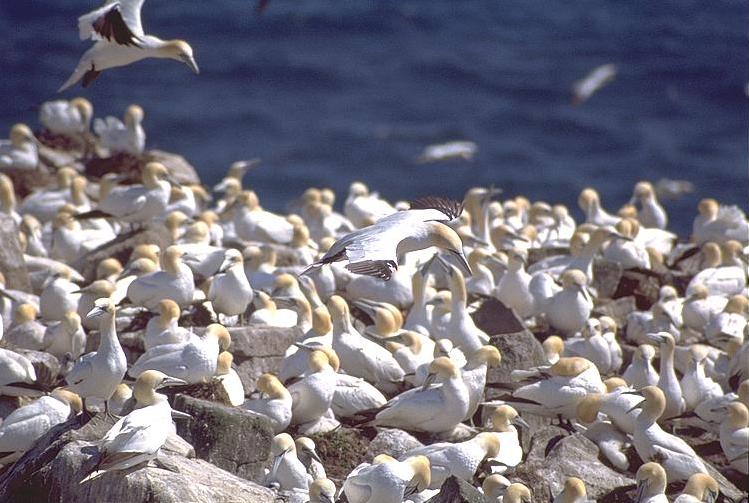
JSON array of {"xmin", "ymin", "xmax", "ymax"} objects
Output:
[
  {"xmin": 462, "ymin": 345, "xmax": 502, "ymax": 420},
  {"xmin": 127, "ymin": 245, "xmax": 195, "ymax": 311},
  {"xmin": 76, "ymin": 162, "xmax": 173, "ymax": 224},
  {"xmin": 308, "ymin": 479, "xmax": 336, "ymax": 503},
  {"xmin": 288, "ymin": 350, "xmax": 336, "ymax": 426},
  {"xmin": 400, "ymin": 432, "xmax": 500, "ymax": 490},
  {"xmin": 575, "ymin": 384, "xmax": 642, "ymax": 435},
  {"xmin": 572, "ymin": 64, "xmax": 617, "ymax": 104},
  {"xmin": 326, "ymin": 296, "xmax": 404, "ymax": 393},
  {"xmin": 343, "ymin": 182, "xmax": 397, "ymax": 229},
  {"xmin": 603, "ymin": 219, "xmax": 650, "ymax": 269},
  {"xmin": 417, "ymin": 141, "xmax": 477, "ymax": 163},
  {"xmin": 679, "ymin": 346, "xmax": 723, "ymax": 412},
  {"xmin": 0, "ymin": 347, "xmax": 38, "ymax": 396},
  {"xmin": 39, "ymin": 270, "xmax": 80, "ymax": 322},
  {"xmin": 93, "ymin": 104, "xmax": 146, "ymax": 155},
  {"xmin": 342, "ymin": 454, "xmax": 431, "ymax": 503},
  {"xmin": 495, "ymin": 249, "xmax": 535, "ymax": 318},
  {"xmin": 565, "ymin": 318, "xmax": 615, "ymax": 375},
  {"xmin": 629, "ymin": 181, "xmax": 668, "ymax": 229},
  {"xmin": 705, "ymin": 295, "xmax": 748, "ymax": 350},
  {"xmin": 0, "ymin": 389, "xmax": 81, "ymax": 464},
  {"xmin": 266, "ymin": 433, "xmax": 311, "ymax": 491},
  {"xmin": 552, "ymin": 477, "xmax": 590, "ymax": 503},
  {"xmin": 622, "ymin": 344, "xmax": 660, "ymax": 390},
  {"xmin": 242, "ymin": 373, "xmax": 292, "ymax": 434},
  {"xmin": 0, "ymin": 124, "xmax": 38, "ymax": 171},
  {"xmin": 629, "ymin": 386, "xmax": 708, "ymax": 482},
  {"xmin": 5, "ymin": 304, "xmax": 45, "ymax": 351},
  {"xmin": 302, "ymin": 197, "xmax": 470, "ymax": 281},
  {"xmin": 634, "ymin": 462, "xmax": 668, "ymax": 503},
  {"xmin": 717, "ymin": 402, "xmax": 748, "ymax": 475},
  {"xmin": 60, "ymin": 0, "xmax": 199, "ymax": 92},
  {"xmin": 687, "ymin": 242, "xmax": 746, "ymax": 297},
  {"xmin": 76, "ymin": 279, "xmax": 116, "ymax": 331},
  {"xmin": 143, "ymin": 299, "xmax": 191, "ymax": 350},
  {"xmin": 249, "ymin": 292, "xmax": 297, "ymax": 328},
  {"xmin": 232, "ymin": 191, "xmax": 294, "ymax": 244},
  {"xmin": 483, "ymin": 479, "xmax": 531, "ymax": 503},
  {"xmin": 65, "ymin": 298, "xmax": 127, "ymax": 414},
  {"xmin": 80, "ymin": 370, "xmax": 186, "ymax": 483},
  {"xmin": 129, "ymin": 323, "xmax": 230, "ymax": 384},
  {"xmin": 295, "ymin": 437, "xmax": 326, "ymax": 481},
  {"xmin": 39, "ymin": 98, "xmax": 93, "ymax": 136},
  {"xmin": 692, "ymin": 198, "xmax": 749, "ymax": 245},
  {"xmin": 647, "ymin": 332, "xmax": 685, "ymax": 419},
  {"xmin": 483, "ymin": 405, "xmax": 527, "ymax": 472},
  {"xmin": 42, "ymin": 311, "xmax": 86, "ymax": 360},
  {"xmin": 546, "ymin": 270, "xmax": 593, "ymax": 336},
  {"xmin": 207, "ymin": 248, "xmax": 253, "ymax": 318},
  {"xmin": 366, "ymin": 357, "xmax": 470, "ymax": 433},
  {"xmin": 18, "ymin": 166, "xmax": 79, "ymax": 223},
  {"xmin": 577, "ymin": 188, "xmax": 619, "ymax": 227},
  {"xmin": 214, "ymin": 351, "xmax": 244, "ymax": 406},
  {"xmin": 673, "ymin": 474, "xmax": 720, "ymax": 503}
]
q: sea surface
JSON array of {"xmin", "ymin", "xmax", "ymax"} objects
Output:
[{"xmin": 1, "ymin": 0, "xmax": 747, "ymax": 235}]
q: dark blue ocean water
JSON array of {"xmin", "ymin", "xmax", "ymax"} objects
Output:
[{"xmin": 1, "ymin": 0, "xmax": 747, "ymax": 235}]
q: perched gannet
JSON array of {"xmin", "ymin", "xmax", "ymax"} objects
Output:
[
  {"xmin": 295, "ymin": 437, "xmax": 326, "ymax": 480},
  {"xmin": 302, "ymin": 197, "xmax": 470, "ymax": 281},
  {"xmin": 93, "ymin": 104, "xmax": 146, "ymax": 155},
  {"xmin": 42, "ymin": 311, "xmax": 86, "ymax": 360},
  {"xmin": 489, "ymin": 481, "xmax": 532, "ymax": 503},
  {"xmin": 578, "ymin": 188, "xmax": 619, "ymax": 227},
  {"xmin": 401, "ymin": 432, "xmax": 499, "ymax": 489},
  {"xmin": 288, "ymin": 350, "xmax": 336, "ymax": 426},
  {"xmin": 266, "ymin": 433, "xmax": 312, "ymax": 491},
  {"xmin": 80, "ymin": 370, "xmax": 186, "ymax": 483},
  {"xmin": 66, "ymin": 299, "xmax": 127, "ymax": 414},
  {"xmin": 213, "ymin": 351, "xmax": 244, "ymax": 406},
  {"xmin": 687, "ymin": 243, "xmax": 747, "ymax": 298},
  {"xmin": 61, "ymin": 0, "xmax": 198, "ymax": 91},
  {"xmin": 495, "ymin": 249, "xmax": 535, "ymax": 318},
  {"xmin": 343, "ymin": 454, "xmax": 431, "ymax": 503},
  {"xmin": 327, "ymin": 296, "xmax": 404, "ymax": 393},
  {"xmin": 505, "ymin": 357, "xmax": 605, "ymax": 420},
  {"xmin": 0, "ymin": 175, "xmax": 21, "ymax": 225},
  {"xmin": 603, "ymin": 219, "xmax": 651, "ymax": 269},
  {"xmin": 127, "ymin": 245, "xmax": 195, "ymax": 310},
  {"xmin": 308, "ymin": 479, "xmax": 336, "ymax": 503},
  {"xmin": 39, "ymin": 97, "xmax": 93, "ymax": 137},
  {"xmin": 0, "ymin": 389, "xmax": 81, "ymax": 463},
  {"xmin": 207, "ymin": 248, "xmax": 253, "ymax": 318},
  {"xmin": 249, "ymin": 292, "xmax": 297, "ymax": 328},
  {"xmin": 572, "ymin": 64, "xmax": 617, "ymax": 104},
  {"xmin": 565, "ymin": 318, "xmax": 616, "ymax": 375},
  {"xmin": 629, "ymin": 182, "xmax": 667, "ymax": 230},
  {"xmin": 552, "ymin": 477, "xmax": 590, "ymax": 503},
  {"xmin": 232, "ymin": 191, "xmax": 294, "ymax": 244},
  {"xmin": 39, "ymin": 270, "xmax": 80, "ymax": 322},
  {"xmin": 679, "ymin": 346, "xmax": 723, "ymax": 412},
  {"xmin": 129, "ymin": 323, "xmax": 230, "ymax": 384},
  {"xmin": 717, "ymin": 402, "xmax": 749, "ymax": 474},
  {"xmin": 366, "ymin": 357, "xmax": 470, "ymax": 433},
  {"xmin": 0, "ymin": 124, "xmax": 38, "ymax": 170},
  {"xmin": 5, "ymin": 304, "xmax": 45, "ymax": 351},
  {"xmin": 576, "ymin": 385, "xmax": 642, "ymax": 435},
  {"xmin": 622, "ymin": 344, "xmax": 659, "ymax": 390},
  {"xmin": 144, "ymin": 299, "xmax": 190, "ymax": 350},
  {"xmin": 75, "ymin": 279, "xmax": 115, "ymax": 330},
  {"xmin": 546, "ymin": 270, "xmax": 593, "ymax": 336},
  {"xmin": 692, "ymin": 198, "xmax": 749, "ymax": 245},
  {"xmin": 647, "ymin": 332, "xmax": 685, "ymax": 419},
  {"xmin": 343, "ymin": 181, "xmax": 397, "ymax": 229},
  {"xmin": 672, "ymin": 473, "xmax": 719, "ymax": 503},
  {"xmin": 634, "ymin": 462, "xmax": 668, "ymax": 503},
  {"xmin": 484, "ymin": 405, "xmax": 527, "ymax": 472},
  {"xmin": 242, "ymin": 373, "xmax": 292, "ymax": 433},
  {"xmin": 19, "ymin": 166, "xmax": 78, "ymax": 222},
  {"xmin": 76, "ymin": 162, "xmax": 173, "ymax": 224},
  {"xmin": 542, "ymin": 335, "xmax": 564, "ymax": 365},
  {"xmin": 0, "ymin": 347, "xmax": 38, "ymax": 396},
  {"xmin": 705, "ymin": 295, "xmax": 748, "ymax": 350},
  {"xmin": 629, "ymin": 386, "xmax": 708, "ymax": 481},
  {"xmin": 463, "ymin": 345, "xmax": 502, "ymax": 420},
  {"xmin": 107, "ymin": 383, "xmax": 133, "ymax": 416}
]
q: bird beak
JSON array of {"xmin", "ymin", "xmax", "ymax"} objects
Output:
[
  {"xmin": 273, "ymin": 296, "xmax": 295, "ymax": 309},
  {"xmin": 86, "ymin": 306, "xmax": 105, "ymax": 319},
  {"xmin": 452, "ymin": 250, "xmax": 473, "ymax": 277},
  {"xmin": 320, "ymin": 495, "xmax": 334, "ymax": 503},
  {"xmin": 422, "ymin": 372, "xmax": 437, "ymax": 391},
  {"xmin": 512, "ymin": 416, "xmax": 531, "ymax": 429},
  {"xmin": 165, "ymin": 174, "xmax": 181, "ymax": 187},
  {"xmin": 158, "ymin": 377, "xmax": 188, "ymax": 389},
  {"xmin": 307, "ymin": 448, "xmax": 323, "ymax": 464},
  {"xmin": 171, "ymin": 409, "xmax": 193, "ymax": 420},
  {"xmin": 184, "ymin": 55, "xmax": 200, "ymax": 74},
  {"xmin": 612, "ymin": 231, "xmax": 633, "ymax": 242},
  {"xmin": 218, "ymin": 256, "xmax": 235, "ymax": 274},
  {"xmin": 635, "ymin": 478, "xmax": 648, "ymax": 503}
]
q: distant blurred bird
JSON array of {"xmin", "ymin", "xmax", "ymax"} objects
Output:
[
  {"xmin": 572, "ymin": 64, "xmax": 617, "ymax": 105},
  {"xmin": 60, "ymin": 0, "xmax": 199, "ymax": 92},
  {"xmin": 417, "ymin": 141, "xmax": 477, "ymax": 163}
]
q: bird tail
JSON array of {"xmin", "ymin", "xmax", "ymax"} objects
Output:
[
  {"xmin": 58, "ymin": 63, "xmax": 88, "ymax": 93},
  {"xmin": 80, "ymin": 470, "xmax": 105, "ymax": 484}
]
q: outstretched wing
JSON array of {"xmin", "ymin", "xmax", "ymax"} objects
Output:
[
  {"xmin": 410, "ymin": 196, "xmax": 463, "ymax": 221},
  {"xmin": 346, "ymin": 260, "xmax": 397, "ymax": 280},
  {"xmin": 79, "ymin": 0, "xmax": 145, "ymax": 46}
]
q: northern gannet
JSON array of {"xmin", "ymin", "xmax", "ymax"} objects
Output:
[
  {"xmin": 65, "ymin": 299, "xmax": 127, "ymax": 414},
  {"xmin": 705, "ymin": 295, "xmax": 748, "ymax": 350},
  {"xmin": 691, "ymin": 198, "xmax": 749, "ymax": 245},
  {"xmin": 622, "ymin": 344, "xmax": 659, "ymax": 390},
  {"xmin": 60, "ymin": 0, "xmax": 199, "ymax": 91},
  {"xmin": 39, "ymin": 269, "xmax": 80, "ymax": 322},
  {"xmin": 647, "ymin": 332, "xmax": 685, "ymax": 419},
  {"xmin": 603, "ymin": 219, "xmax": 651, "ymax": 269},
  {"xmin": 40, "ymin": 98, "xmax": 93, "ymax": 137},
  {"xmin": 0, "ymin": 124, "xmax": 38, "ymax": 171},
  {"xmin": 127, "ymin": 245, "xmax": 195, "ymax": 310},
  {"xmin": 19, "ymin": 166, "xmax": 78, "ymax": 222},
  {"xmin": 629, "ymin": 386, "xmax": 708, "ymax": 481},
  {"xmin": 128, "ymin": 323, "xmax": 230, "ymax": 384},
  {"xmin": 232, "ymin": 191, "xmax": 294, "ymax": 244},
  {"xmin": 484, "ymin": 405, "xmax": 527, "ymax": 472},
  {"xmin": 295, "ymin": 437, "xmax": 326, "ymax": 481},
  {"xmin": 143, "ymin": 299, "xmax": 190, "ymax": 350},
  {"xmin": 366, "ymin": 357, "xmax": 470, "ymax": 433},
  {"xmin": 76, "ymin": 279, "xmax": 116, "ymax": 330},
  {"xmin": 80, "ymin": 370, "xmax": 186, "ymax": 483},
  {"xmin": 495, "ymin": 249, "xmax": 535, "ymax": 318},
  {"xmin": 578, "ymin": 188, "xmax": 619, "ymax": 227},
  {"xmin": 302, "ymin": 197, "xmax": 470, "ymax": 281},
  {"xmin": 288, "ymin": 350, "xmax": 336, "ymax": 426},
  {"xmin": 343, "ymin": 181, "xmax": 397, "ymax": 229},
  {"xmin": 93, "ymin": 104, "xmax": 146, "ymax": 155},
  {"xmin": 5, "ymin": 304, "xmax": 45, "ymax": 351},
  {"xmin": 546, "ymin": 270, "xmax": 594, "ymax": 336},
  {"xmin": 486, "ymin": 481, "xmax": 532, "ymax": 503},
  {"xmin": 635, "ymin": 462, "xmax": 668, "ymax": 503},
  {"xmin": 629, "ymin": 181, "xmax": 667, "ymax": 230},
  {"xmin": 672, "ymin": 473, "xmax": 719, "ymax": 503},
  {"xmin": 463, "ymin": 345, "xmax": 502, "ymax": 420},
  {"xmin": 0, "ymin": 348, "xmax": 38, "ymax": 396},
  {"xmin": 400, "ymin": 432, "xmax": 500, "ymax": 489},
  {"xmin": 266, "ymin": 433, "xmax": 311, "ymax": 491},
  {"xmin": 308, "ymin": 479, "xmax": 336, "ymax": 503},
  {"xmin": 213, "ymin": 351, "xmax": 244, "ymax": 406},
  {"xmin": 679, "ymin": 346, "xmax": 723, "ymax": 412},
  {"xmin": 576, "ymin": 385, "xmax": 642, "ymax": 435},
  {"xmin": 717, "ymin": 402, "xmax": 748, "ymax": 475},
  {"xmin": 42, "ymin": 311, "xmax": 86, "ymax": 360},
  {"xmin": 242, "ymin": 373, "xmax": 292, "ymax": 434},
  {"xmin": 249, "ymin": 292, "xmax": 297, "ymax": 328},
  {"xmin": 0, "ymin": 389, "xmax": 81, "ymax": 463},
  {"xmin": 0, "ymin": 175, "xmax": 21, "ymax": 225},
  {"xmin": 342, "ymin": 454, "xmax": 431, "ymax": 503},
  {"xmin": 552, "ymin": 477, "xmax": 590, "ymax": 503},
  {"xmin": 687, "ymin": 242, "xmax": 746, "ymax": 297},
  {"xmin": 207, "ymin": 248, "xmax": 253, "ymax": 318}
]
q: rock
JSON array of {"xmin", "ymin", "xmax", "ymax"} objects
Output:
[
  {"xmin": 16, "ymin": 349, "xmax": 60, "ymax": 390},
  {"xmin": 172, "ymin": 394, "xmax": 273, "ymax": 483},
  {"xmin": 592, "ymin": 259, "xmax": 623, "ymax": 300},
  {"xmin": 366, "ymin": 428, "xmax": 424, "ymax": 461},
  {"xmin": 0, "ymin": 167, "xmax": 52, "ymax": 200},
  {"xmin": 486, "ymin": 330, "xmax": 546, "ymax": 387},
  {"xmin": 309, "ymin": 427, "xmax": 371, "ymax": 483},
  {"xmin": 0, "ymin": 215, "xmax": 31, "ymax": 292},
  {"xmin": 426, "ymin": 476, "xmax": 487, "ymax": 503},
  {"xmin": 613, "ymin": 269, "xmax": 662, "ymax": 310},
  {"xmin": 144, "ymin": 150, "xmax": 200, "ymax": 185},
  {"xmin": 471, "ymin": 298, "xmax": 525, "ymax": 335},
  {"xmin": 228, "ymin": 325, "xmax": 301, "ymax": 391},
  {"xmin": 592, "ymin": 296, "xmax": 637, "ymax": 331},
  {"xmin": 163, "ymin": 431, "xmax": 195, "ymax": 459},
  {"xmin": 0, "ymin": 396, "xmax": 21, "ymax": 421},
  {"xmin": 72, "ymin": 229, "xmax": 169, "ymax": 282},
  {"xmin": 0, "ymin": 414, "xmax": 275, "ymax": 503},
  {"xmin": 513, "ymin": 432, "xmax": 634, "ymax": 501}
]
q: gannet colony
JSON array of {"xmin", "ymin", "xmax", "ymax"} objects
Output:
[{"xmin": 0, "ymin": 1, "xmax": 747, "ymax": 502}]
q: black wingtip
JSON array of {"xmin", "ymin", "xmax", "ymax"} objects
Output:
[{"xmin": 410, "ymin": 196, "xmax": 464, "ymax": 221}]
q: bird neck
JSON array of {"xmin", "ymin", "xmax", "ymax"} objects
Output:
[{"xmin": 98, "ymin": 313, "xmax": 119, "ymax": 350}]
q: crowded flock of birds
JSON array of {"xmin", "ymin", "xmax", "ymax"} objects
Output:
[{"xmin": 0, "ymin": 1, "xmax": 748, "ymax": 502}]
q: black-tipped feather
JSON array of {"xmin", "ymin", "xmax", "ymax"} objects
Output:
[
  {"xmin": 410, "ymin": 196, "xmax": 464, "ymax": 221},
  {"xmin": 93, "ymin": 6, "xmax": 140, "ymax": 46},
  {"xmin": 346, "ymin": 260, "xmax": 397, "ymax": 280}
]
